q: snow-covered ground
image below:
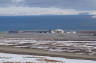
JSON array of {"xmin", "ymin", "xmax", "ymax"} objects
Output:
[
  {"xmin": 0, "ymin": 38, "xmax": 96, "ymax": 63},
  {"xmin": 1, "ymin": 38, "xmax": 96, "ymax": 55},
  {"xmin": 0, "ymin": 53, "xmax": 95, "ymax": 63}
]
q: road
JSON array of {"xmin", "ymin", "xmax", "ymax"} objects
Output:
[{"xmin": 0, "ymin": 45, "xmax": 96, "ymax": 60}]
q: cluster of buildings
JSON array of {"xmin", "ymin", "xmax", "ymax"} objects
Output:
[
  {"xmin": 7, "ymin": 29, "xmax": 65, "ymax": 34},
  {"xmin": 7, "ymin": 29, "xmax": 96, "ymax": 35}
]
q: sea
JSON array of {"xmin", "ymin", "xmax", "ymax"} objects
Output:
[{"xmin": 0, "ymin": 15, "xmax": 96, "ymax": 31}]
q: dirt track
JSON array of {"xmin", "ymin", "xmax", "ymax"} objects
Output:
[{"xmin": 0, "ymin": 45, "xmax": 96, "ymax": 60}]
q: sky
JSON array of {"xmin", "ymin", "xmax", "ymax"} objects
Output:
[{"xmin": 0, "ymin": 0, "xmax": 96, "ymax": 15}]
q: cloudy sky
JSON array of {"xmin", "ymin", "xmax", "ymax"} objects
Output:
[{"xmin": 0, "ymin": 0, "xmax": 96, "ymax": 15}]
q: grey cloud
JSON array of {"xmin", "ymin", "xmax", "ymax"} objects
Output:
[{"xmin": 0, "ymin": 0, "xmax": 96, "ymax": 10}]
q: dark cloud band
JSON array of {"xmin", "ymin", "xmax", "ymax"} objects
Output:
[{"xmin": 0, "ymin": 0, "xmax": 96, "ymax": 10}]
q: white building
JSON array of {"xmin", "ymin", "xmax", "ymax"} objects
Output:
[{"xmin": 51, "ymin": 29, "xmax": 64, "ymax": 34}]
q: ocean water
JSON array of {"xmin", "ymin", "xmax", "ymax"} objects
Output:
[{"xmin": 0, "ymin": 15, "xmax": 96, "ymax": 31}]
